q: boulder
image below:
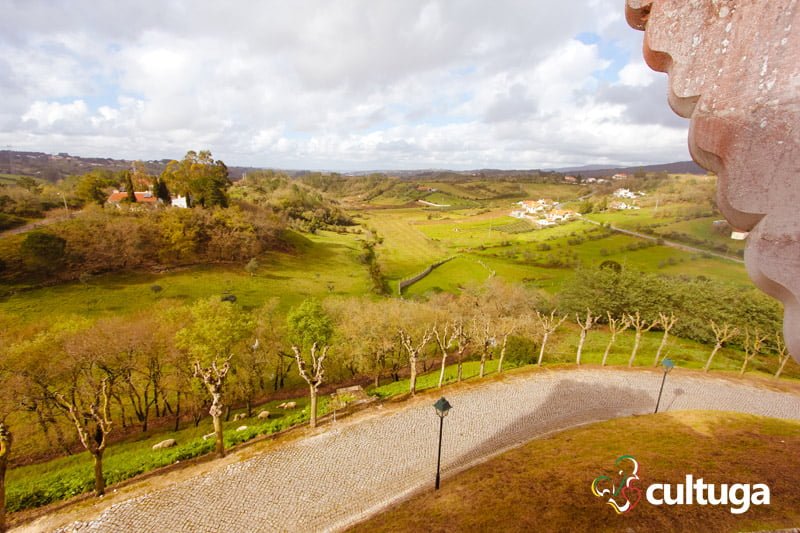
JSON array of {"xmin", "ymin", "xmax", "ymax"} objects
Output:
[{"xmin": 152, "ymin": 438, "xmax": 177, "ymax": 450}]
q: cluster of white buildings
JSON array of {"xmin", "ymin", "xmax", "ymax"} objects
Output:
[{"xmin": 510, "ymin": 199, "xmax": 577, "ymax": 227}]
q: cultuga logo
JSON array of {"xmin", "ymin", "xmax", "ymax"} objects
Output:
[
  {"xmin": 591, "ymin": 455, "xmax": 642, "ymax": 514},
  {"xmin": 591, "ymin": 455, "xmax": 771, "ymax": 515}
]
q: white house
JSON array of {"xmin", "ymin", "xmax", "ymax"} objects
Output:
[
  {"xmin": 613, "ymin": 188, "xmax": 637, "ymax": 199},
  {"xmin": 171, "ymin": 194, "xmax": 189, "ymax": 208}
]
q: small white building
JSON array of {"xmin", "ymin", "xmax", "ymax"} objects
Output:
[
  {"xmin": 171, "ymin": 195, "xmax": 189, "ymax": 208},
  {"xmin": 613, "ymin": 188, "xmax": 637, "ymax": 199}
]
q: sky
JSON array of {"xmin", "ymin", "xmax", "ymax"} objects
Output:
[{"xmin": 0, "ymin": 0, "xmax": 691, "ymax": 171}]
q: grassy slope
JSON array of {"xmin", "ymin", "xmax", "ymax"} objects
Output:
[
  {"xmin": 0, "ymin": 229, "xmax": 372, "ymax": 322},
  {"xmin": 352, "ymin": 411, "xmax": 800, "ymax": 533}
]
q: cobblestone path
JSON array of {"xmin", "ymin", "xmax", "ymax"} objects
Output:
[{"xmin": 49, "ymin": 369, "xmax": 800, "ymax": 532}]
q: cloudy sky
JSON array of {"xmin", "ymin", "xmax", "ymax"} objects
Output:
[{"xmin": 1, "ymin": 0, "xmax": 690, "ymax": 171}]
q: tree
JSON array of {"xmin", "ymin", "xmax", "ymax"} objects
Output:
[
  {"xmin": 398, "ymin": 326, "xmax": 433, "ymax": 396},
  {"xmin": 535, "ymin": 310, "xmax": 567, "ymax": 366},
  {"xmin": 20, "ymin": 232, "xmax": 66, "ymax": 271},
  {"xmin": 121, "ymin": 170, "xmax": 136, "ymax": 203},
  {"xmin": 774, "ymin": 332, "xmax": 791, "ymax": 379},
  {"xmin": 740, "ymin": 328, "xmax": 768, "ymax": 376},
  {"xmin": 653, "ymin": 312, "xmax": 678, "ymax": 366},
  {"xmin": 627, "ymin": 311, "xmax": 657, "ymax": 367},
  {"xmin": 495, "ymin": 316, "xmax": 520, "ymax": 373},
  {"xmin": 574, "ymin": 309, "xmax": 598, "ymax": 365},
  {"xmin": 287, "ymin": 299, "xmax": 333, "ymax": 428},
  {"xmin": 703, "ymin": 320, "xmax": 738, "ymax": 372},
  {"xmin": 175, "ymin": 297, "xmax": 254, "ymax": 457},
  {"xmin": 75, "ymin": 170, "xmax": 115, "ymax": 206},
  {"xmin": 433, "ymin": 322, "xmax": 456, "ymax": 388},
  {"xmin": 601, "ymin": 313, "xmax": 629, "ymax": 366},
  {"xmin": 161, "ymin": 150, "xmax": 231, "ymax": 208}
]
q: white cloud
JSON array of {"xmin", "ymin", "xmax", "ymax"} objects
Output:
[{"xmin": 0, "ymin": 0, "xmax": 690, "ymax": 169}]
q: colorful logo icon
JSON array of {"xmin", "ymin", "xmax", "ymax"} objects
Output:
[{"xmin": 591, "ymin": 455, "xmax": 642, "ymax": 514}]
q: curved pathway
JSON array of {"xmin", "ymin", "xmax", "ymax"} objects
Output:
[{"xmin": 38, "ymin": 369, "xmax": 800, "ymax": 532}]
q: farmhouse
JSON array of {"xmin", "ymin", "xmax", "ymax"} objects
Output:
[
  {"xmin": 610, "ymin": 201, "xmax": 640, "ymax": 210},
  {"xmin": 564, "ymin": 175, "xmax": 577, "ymax": 183},
  {"xmin": 545, "ymin": 209, "xmax": 577, "ymax": 222},
  {"xmin": 107, "ymin": 190, "xmax": 160, "ymax": 206},
  {"xmin": 613, "ymin": 187, "xmax": 637, "ymax": 199},
  {"xmin": 612, "ymin": 173, "xmax": 629, "ymax": 180}
]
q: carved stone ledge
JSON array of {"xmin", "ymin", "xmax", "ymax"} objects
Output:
[{"xmin": 626, "ymin": 0, "xmax": 800, "ymax": 360}]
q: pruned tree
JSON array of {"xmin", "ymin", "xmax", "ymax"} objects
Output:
[
  {"xmin": 398, "ymin": 327, "xmax": 433, "ymax": 396},
  {"xmin": 496, "ymin": 316, "xmax": 520, "ymax": 373},
  {"xmin": 287, "ymin": 299, "xmax": 333, "ymax": 428},
  {"xmin": 774, "ymin": 332, "xmax": 791, "ymax": 379},
  {"xmin": 452, "ymin": 319, "xmax": 472, "ymax": 382},
  {"xmin": 601, "ymin": 313, "xmax": 629, "ymax": 366},
  {"xmin": 292, "ymin": 343, "xmax": 328, "ymax": 428},
  {"xmin": 535, "ymin": 310, "xmax": 567, "ymax": 366},
  {"xmin": 653, "ymin": 312, "xmax": 678, "ymax": 367},
  {"xmin": 627, "ymin": 311, "xmax": 657, "ymax": 367},
  {"xmin": 176, "ymin": 297, "xmax": 254, "ymax": 457},
  {"xmin": 574, "ymin": 309, "xmax": 598, "ymax": 365},
  {"xmin": 740, "ymin": 328, "xmax": 768, "ymax": 376},
  {"xmin": 472, "ymin": 315, "xmax": 493, "ymax": 378},
  {"xmin": 433, "ymin": 322, "xmax": 456, "ymax": 388},
  {"xmin": 50, "ymin": 377, "xmax": 114, "ymax": 496},
  {"xmin": 703, "ymin": 320, "xmax": 738, "ymax": 372}
]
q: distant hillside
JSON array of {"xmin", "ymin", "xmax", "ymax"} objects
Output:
[
  {"xmin": 556, "ymin": 160, "xmax": 707, "ymax": 178},
  {"xmin": 0, "ymin": 150, "xmax": 258, "ymax": 182}
]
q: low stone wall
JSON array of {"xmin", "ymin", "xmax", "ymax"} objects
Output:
[{"xmin": 398, "ymin": 255, "xmax": 457, "ymax": 295}]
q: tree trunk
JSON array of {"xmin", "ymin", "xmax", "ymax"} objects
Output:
[
  {"xmin": 479, "ymin": 353, "xmax": 486, "ymax": 378},
  {"xmin": 654, "ymin": 331, "xmax": 669, "ymax": 367},
  {"xmin": 703, "ymin": 344, "xmax": 721, "ymax": 372},
  {"xmin": 309, "ymin": 386, "xmax": 318, "ymax": 428},
  {"xmin": 740, "ymin": 356, "xmax": 750, "ymax": 376},
  {"xmin": 174, "ymin": 391, "xmax": 181, "ymax": 432},
  {"xmin": 628, "ymin": 331, "xmax": 642, "ymax": 367},
  {"xmin": 457, "ymin": 359, "xmax": 463, "ymax": 381},
  {"xmin": 374, "ymin": 373, "xmax": 380, "ymax": 388},
  {"xmin": 438, "ymin": 352, "xmax": 448, "ymax": 388},
  {"xmin": 576, "ymin": 329, "xmax": 587, "ymax": 365},
  {"xmin": 93, "ymin": 451, "xmax": 105, "ymax": 496},
  {"xmin": 775, "ymin": 357, "xmax": 789, "ymax": 379},
  {"xmin": 498, "ymin": 335, "xmax": 508, "ymax": 373},
  {"xmin": 212, "ymin": 412, "xmax": 225, "ymax": 457},
  {"xmin": 537, "ymin": 333, "xmax": 549, "ymax": 366},
  {"xmin": 409, "ymin": 355, "xmax": 418, "ymax": 396},
  {"xmin": 601, "ymin": 332, "xmax": 616, "ymax": 366},
  {"xmin": 0, "ymin": 428, "xmax": 10, "ymax": 533}
]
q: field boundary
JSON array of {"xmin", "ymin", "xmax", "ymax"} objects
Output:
[{"xmin": 398, "ymin": 255, "xmax": 457, "ymax": 295}]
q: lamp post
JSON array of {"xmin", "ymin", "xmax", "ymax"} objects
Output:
[
  {"xmin": 433, "ymin": 396, "xmax": 452, "ymax": 490},
  {"xmin": 654, "ymin": 357, "xmax": 675, "ymax": 414}
]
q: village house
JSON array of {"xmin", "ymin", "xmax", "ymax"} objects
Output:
[
  {"xmin": 613, "ymin": 187, "xmax": 637, "ymax": 199},
  {"xmin": 612, "ymin": 173, "xmax": 629, "ymax": 180},
  {"xmin": 609, "ymin": 201, "xmax": 640, "ymax": 210},
  {"xmin": 107, "ymin": 190, "xmax": 160, "ymax": 206},
  {"xmin": 545, "ymin": 209, "xmax": 577, "ymax": 223},
  {"xmin": 563, "ymin": 175, "xmax": 577, "ymax": 183}
]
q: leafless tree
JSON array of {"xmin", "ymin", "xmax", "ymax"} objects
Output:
[
  {"xmin": 193, "ymin": 358, "xmax": 231, "ymax": 456},
  {"xmin": 740, "ymin": 328, "xmax": 768, "ymax": 376},
  {"xmin": 496, "ymin": 316, "xmax": 520, "ymax": 374},
  {"xmin": 653, "ymin": 312, "xmax": 678, "ymax": 367},
  {"xmin": 773, "ymin": 332, "xmax": 791, "ymax": 379},
  {"xmin": 472, "ymin": 315, "xmax": 494, "ymax": 378},
  {"xmin": 433, "ymin": 323, "xmax": 455, "ymax": 388},
  {"xmin": 601, "ymin": 313, "xmax": 629, "ymax": 366},
  {"xmin": 399, "ymin": 327, "xmax": 433, "ymax": 396},
  {"xmin": 703, "ymin": 320, "xmax": 738, "ymax": 372},
  {"xmin": 50, "ymin": 377, "xmax": 114, "ymax": 496},
  {"xmin": 292, "ymin": 343, "xmax": 329, "ymax": 428},
  {"xmin": 627, "ymin": 311, "xmax": 657, "ymax": 367},
  {"xmin": 536, "ymin": 310, "xmax": 567, "ymax": 366},
  {"xmin": 575, "ymin": 309, "xmax": 598, "ymax": 366}
]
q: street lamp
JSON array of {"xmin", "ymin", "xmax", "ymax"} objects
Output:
[
  {"xmin": 433, "ymin": 396, "xmax": 452, "ymax": 490},
  {"xmin": 654, "ymin": 357, "xmax": 675, "ymax": 414}
]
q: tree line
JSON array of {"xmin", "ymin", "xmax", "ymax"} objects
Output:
[{"xmin": 0, "ymin": 274, "xmax": 791, "ymax": 528}]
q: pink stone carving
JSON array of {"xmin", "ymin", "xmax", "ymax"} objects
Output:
[{"xmin": 626, "ymin": 0, "xmax": 800, "ymax": 361}]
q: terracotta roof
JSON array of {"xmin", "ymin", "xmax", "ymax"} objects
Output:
[{"xmin": 107, "ymin": 191, "xmax": 160, "ymax": 204}]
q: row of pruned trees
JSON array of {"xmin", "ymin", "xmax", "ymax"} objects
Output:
[{"xmin": 0, "ymin": 280, "xmax": 792, "ymax": 528}]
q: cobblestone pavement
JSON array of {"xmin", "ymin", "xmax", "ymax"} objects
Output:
[{"xmin": 47, "ymin": 369, "xmax": 800, "ymax": 533}]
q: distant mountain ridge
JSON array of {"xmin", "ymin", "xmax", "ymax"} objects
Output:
[{"xmin": 0, "ymin": 149, "xmax": 708, "ymax": 182}]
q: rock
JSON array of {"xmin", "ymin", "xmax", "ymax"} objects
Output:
[
  {"xmin": 152, "ymin": 438, "xmax": 177, "ymax": 450},
  {"xmin": 257, "ymin": 410, "xmax": 270, "ymax": 420},
  {"xmin": 236, "ymin": 425, "xmax": 248, "ymax": 432}
]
